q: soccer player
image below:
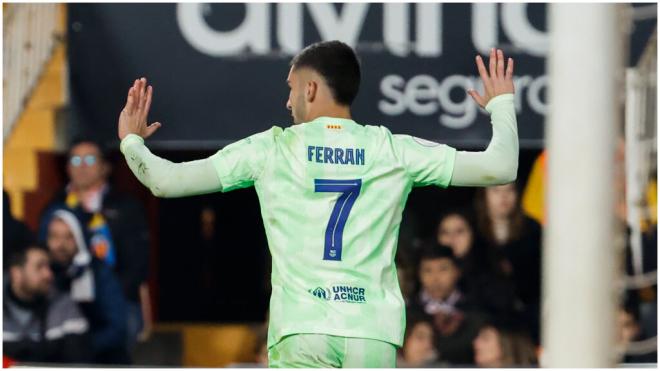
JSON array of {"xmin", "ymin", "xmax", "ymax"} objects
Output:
[{"xmin": 118, "ymin": 41, "xmax": 517, "ymax": 368}]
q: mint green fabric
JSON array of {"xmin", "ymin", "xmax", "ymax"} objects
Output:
[
  {"xmin": 208, "ymin": 117, "xmax": 455, "ymax": 348},
  {"xmin": 119, "ymin": 94, "xmax": 517, "ymax": 196},
  {"xmin": 119, "ymin": 95, "xmax": 517, "ymax": 358},
  {"xmin": 451, "ymin": 93, "xmax": 519, "ymax": 186},
  {"xmin": 268, "ymin": 334, "xmax": 396, "ymax": 368},
  {"xmin": 120, "ymin": 134, "xmax": 221, "ymax": 197}
]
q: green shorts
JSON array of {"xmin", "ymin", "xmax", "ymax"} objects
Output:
[{"xmin": 268, "ymin": 333, "xmax": 397, "ymax": 368}]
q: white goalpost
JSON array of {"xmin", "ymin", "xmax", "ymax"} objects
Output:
[{"xmin": 543, "ymin": 3, "xmax": 626, "ymax": 367}]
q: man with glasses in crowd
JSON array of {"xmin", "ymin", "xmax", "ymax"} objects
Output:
[{"xmin": 38, "ymin": 139, "xmax": 152, "ymax": 359}]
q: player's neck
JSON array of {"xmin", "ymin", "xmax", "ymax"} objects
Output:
[{"xmin": 307, "ymin": 105, "xmax": 352, "ymax": 122}]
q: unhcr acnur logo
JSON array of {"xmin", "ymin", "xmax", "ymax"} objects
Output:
[
  {"xmin": 310, "ymin": 287, "xmax": 331, "ymax": 300},
  {"xmin": 309, "ymin": 285, "xmax": 367, "ymax": 303}
]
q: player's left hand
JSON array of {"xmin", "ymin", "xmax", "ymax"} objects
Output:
[
  {"xmin": 118, "ymin": 77, "xmax": 162, "ymax": 140},
  {"xmin": 467, "ymin": 48, "xmax": 515, "ymax": 109}
]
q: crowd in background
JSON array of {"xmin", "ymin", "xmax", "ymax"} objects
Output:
[
  {"xmin": 391, "ymin": 182, "xmax": 657, "ymax": 367},
  {"xmin": 4, "ymin": 139, "xmax": 150, "ymax": 365},
  {"xmin": 394, "ymin": 183, "xmax": 542, "ymax": 367},
  {"xmin": 3, "ymin": 139, "xmax": 657, "ymax": 367}
]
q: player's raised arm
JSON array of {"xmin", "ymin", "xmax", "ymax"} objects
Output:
[
  {"xmin": 118, "ymin": 78, "xmax": 223, "ymax": 197},
  {"xmin": 449, "ymin": 48, "xmax": 519, "ymax": 187}
]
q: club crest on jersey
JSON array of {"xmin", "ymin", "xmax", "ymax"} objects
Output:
[{"xmin": 309, "ymin": 285, "xmax": 367, "ymax": 304}]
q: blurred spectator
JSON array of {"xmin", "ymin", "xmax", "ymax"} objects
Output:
[
  {"xmin": 624, "ymin": 225, "xmax": 657, "ymax": 348},
  {"xmin": 474, "ymin": 183, "xmax": 542, "ymax": 343},
  {"xmin": 436, "ymin": 210, "xmax": 474, "ymax": 260},
  {"xmin": 614, "ymin": 137, "xmax": 657, "ymax": 349},
  {"xmin": 413, "ymin": 245, "xmax": 468, "ymax": 314},
  {"xmin": 45, "ymin": 209, "xmax": 129, "ymax": 364},
  {"xmin": 395, "ymin": 250, "xmax": 415, "ymax": 304},
  {"xmin": 435, "ymin": 210, "xmax": 519, "ymax": 321},
  {"xmin": 4, "ymin": 190, "xmax": 35, "ymax": 269},
  {"xmin": 4, "ymin": 244, "xmax": 91, "ymax": 363},
  {"xmin": 409, "ymin": 245, "xmax": 483, "ymax": 365},
  {"xmin": 472, "ymin": 322, "xmax": 537, "ymax": 367},
  {"xmin": 38, "ymin": 138, "xmax": 151, "ymax": 350},
  {"xmin": 617, "ymin": 305, "xmax": 657, "ymax": 363},
  {"xmin": 397, "ymin": 312, "xmax": 439, "ymax": 367}
]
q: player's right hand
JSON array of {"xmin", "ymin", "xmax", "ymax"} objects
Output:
[
  {"xmin": 467, "ymin": 48, "xmax": 515, "ymax": 109},
  {"xmin": 118, "ymin": 77, "xmax": 162, "ymax": 140}
]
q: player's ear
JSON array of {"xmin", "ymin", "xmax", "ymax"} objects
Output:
[{"xmin": 306, "ymin": 80, "xmax": 317, "ymax": 103}]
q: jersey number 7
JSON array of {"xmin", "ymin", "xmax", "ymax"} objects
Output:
[{"xmin": 314, "ymin": 179, "xmax": 362, "ymax": 261}]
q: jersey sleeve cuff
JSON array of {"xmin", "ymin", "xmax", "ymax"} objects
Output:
[
  {"xmin": 120, "ymin": 134, "xmax": 144, "ymax": 154},
  {"xmin": 485, "ymin": 93, "xmax": 515, "ymax": 115},
  {"xmin": 440, "ymin": 145, "xmax": 457, "ymax": 188},
  {"xmin": 209, "ymin": 153, "xmax": 231, "ymax": 192}
]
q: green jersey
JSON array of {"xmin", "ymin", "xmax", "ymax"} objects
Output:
[{"xmin": 209, "ymin": 116, "xmax": 456, "ymax": 348}]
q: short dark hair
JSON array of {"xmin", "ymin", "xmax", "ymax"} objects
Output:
[
  {"xmin": 437, "ymin": 209, "xmax": 474, "ymax": 232},
  {"xmin": 9, "ymin": 244, "xmax": 49, "ymax": 269},
  {"xmin": 68, "ymin": 136, "xmax": 108, "ymax": 161},
  {"xmin": 417, "ymin": 243, "xmax": 459, "ymax": 267},
  {"xmin": 290, "ymin": 40, "xmax": 361, "ymax": 106},
  {"xmin": 404, "ymin": 309, "xmax": 434, "ymax": 341}
]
